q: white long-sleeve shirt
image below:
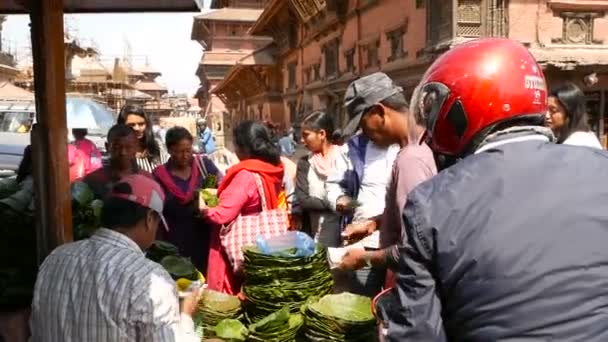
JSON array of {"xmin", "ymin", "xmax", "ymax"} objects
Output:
[
  {"xmin": 30, "ymin": 228, "xmax": 198, "ymax": 342},
  {"xmin": 326, "ymin": 141, "xmax": 399, "ymax": 222}
]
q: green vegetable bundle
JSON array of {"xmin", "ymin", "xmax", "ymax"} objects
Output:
[
  {"xmin": 247, "ymin": 306, "xmax": 304, "ymax": 342},
  {"xmin": 241, "ymin": 246, "xmax": 333, "ymax": 323},
  {"xmin": 71, "ymin": 182, "xmax": 103, "ymax": 241},
  {"xmin": 160, "ymin": 255, "xmax": 199, "ymax": 281},
  {"xmin": 301, "ymin": 293, "xmax": 376, "ymax": 341},
  {"xmin": 203, "ymin": 174, "xmax": 218, "ymax": 189},
  {"xmin": 200, "ymin": 189, "xmax": 219, "ymax": 208},
  {"xmin": 146, "ymin": 240, "xmax": 179, "ymax": 263},
  {"xmin": 195, "ymin": 289, "xmax": 243, "ymax": 339}
]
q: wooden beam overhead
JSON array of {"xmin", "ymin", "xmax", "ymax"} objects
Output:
[{"xmin": 0, "ymin": 0, "xmax": 202, "ymax": 14}]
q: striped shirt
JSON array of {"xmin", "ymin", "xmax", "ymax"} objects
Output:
[{"xmin": 30, "ymin": 228, "xmax": 198, "ymax": 342}]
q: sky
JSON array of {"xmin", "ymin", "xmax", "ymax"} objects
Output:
[{"xmin": 2, "ymin": 9, "xmax": 211, "ymax": 97}]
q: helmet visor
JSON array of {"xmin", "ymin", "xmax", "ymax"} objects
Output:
[{"xmin": 409, "ymin": 82, "xmax": 451, "ymax": 140}]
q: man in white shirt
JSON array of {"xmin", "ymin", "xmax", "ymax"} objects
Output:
[
  {"xmin": 326, "ymin": 119, "xmax": 399, "ymax": 297},
  {"xmin": 30, "ymin": 174, "xmax": 201, "ymax": 342}
]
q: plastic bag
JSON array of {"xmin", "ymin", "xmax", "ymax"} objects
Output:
[{"xmin": 256, "ymin": 231, "xmax": 315, "ymax": 258}]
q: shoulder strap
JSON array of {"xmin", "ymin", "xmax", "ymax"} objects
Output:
[
  {"xmin": 252, "ymin": 173, "xmax": 268, "ymax": 210},
  {"xmin": 195, "ymin": 155, "xmax": 209, "ymax": 179}
]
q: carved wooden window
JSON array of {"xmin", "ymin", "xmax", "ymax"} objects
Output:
[
  {"xmin": 364, "ymin": 41, "xmax": 380, "ymax": 69},
  {"xmin": 487, "ymin": 0, "xmax": 508, "ymax": 37},
  {"xmin": 428, "ymin": 0, "xmax": 453, "ymax": 45},
  {"xmin": 287, "ymin": 62, "xmax": 297, "ymax": 90},
  {"xmin": 387, "ymin": 27, "xmax": 407, "ymax": 62},
  {"xmin": 345, "ymin": 49, "xmax": 355, "ymax": 73},
  {"xmin": 416, "ymin": 0, "xmax": 425, "ymax": 8},
  {"xmin": 553, "ymin": 12, "xmax": 602, "ymax": 45},
  {"xmin": 290, "ymin": 0, "xmax": 323, "ymax": 22},
  {"xmin": 457, "ymin": 0, "xmax": 482, "ymax": 37},
  {"xmin": 324, "ymin": 40, "xmax": 340, "ymax": 78}
]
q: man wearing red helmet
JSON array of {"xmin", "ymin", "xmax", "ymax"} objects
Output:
[{"xmin": 386, "ymin": 38, "xmax": 608, "ymax": 340}]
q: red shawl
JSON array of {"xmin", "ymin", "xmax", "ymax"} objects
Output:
[
  {"xmin": 153, "ymin": 158, "xmax": 201, "ymax": 205},
  {"xmin": 217, "ymin": 159, "xmax": 284, "ymax": 209}
]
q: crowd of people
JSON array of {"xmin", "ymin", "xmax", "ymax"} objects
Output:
[{"xmin": 26, "ymin": 38, "xmax": 608, "ymax": 341}]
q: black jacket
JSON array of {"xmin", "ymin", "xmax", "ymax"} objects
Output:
[{"xmin": 388, "ymin": 138, "xmax": 608, "ymax": 341}]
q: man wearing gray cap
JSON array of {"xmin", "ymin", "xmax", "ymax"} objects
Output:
[
  {"xmin": 333, "ymin": 72, "xmax": 437, "ymax": 287},
  {"xmin": 325, "ymin": 72, "xmax": 400, "ymax": 297}
]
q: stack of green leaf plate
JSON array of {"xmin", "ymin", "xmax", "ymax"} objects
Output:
[
  {"xmin": 241, "ymin": 246, "xmax": 334, "ymax": 322},
  {"xmin": 195, "ymin": 289, "xmax": 243, "ymax": 338},
  {"xmin": 248, "ymin": 307, "xmax": 304, "ymax": 342},
  {"xmin": 302, "ymin": 293, "xmax": 376, "ymax": 341}
]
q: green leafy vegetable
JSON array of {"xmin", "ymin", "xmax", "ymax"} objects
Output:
[
  {"xmin": 214, "ymin": 319, "xmax": 248, "ymax": 341},
  {"xmin": 201, "ymin": 189, "xmax": 219, "ymax": 208},
  {"xmin": 241, "ymin": 246, "xmax": 333, "ymax": 323},
  {"xmin": 195, "ymin": 289, "xmax": 243, "ymax": 338},
  {"xmin": 160, "ymin": 255, "xmax": 198, "ymax": 281},
  {"xmin": 203, "ymin": 174, "xmax": 218, "ymax": 189},
  {"xmin": 146, "ymin": 240, "xmax": 179, "ymax": 263},
  {"xmin": 302, "ymin": 293, "xmax": 376, "ymax": 341},
  {"xmin": 71, "ymin": 182, "xmax": 103, "ymax": 240}
]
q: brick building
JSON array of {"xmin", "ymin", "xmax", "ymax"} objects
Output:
[
  {"xmin": 190, "ymin": 0, "xmax": 271, "ymax": 147},
  {"xmin": 211, "ymin": 0, "xmax": 608, "ymax": 146}
]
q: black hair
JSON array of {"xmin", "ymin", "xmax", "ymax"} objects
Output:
[
  {"xmin": 301, "ymin": 110, "xmax": 342, "ymax": 144},
  {"xmin": 117, "ymin": 104, "xmax": 161, "ymax": 159},
  {"xmin": 107, "ymin": 124, "xmax": 136, "ymax": 143},
  {"xmin": 101, "ymin": 182, "xmax": 152, "ymax": 229},
  {"xmin": 17, "ymin": 145, "xmax": 32, "ymax": 183},
  {"xmin": 165, "ymin": 126, "xmax": 193, "ymax": 150},
  {"xmin": 233, "ymin": 120, "xmax": 281, "ymax": 166},
  {"xmin": 380, "ymin": 92, "xmax": 409, "ymax": 112},
  {"xmin": 549, "ymin": 82, "xmax": 591, "ymax": 143}
]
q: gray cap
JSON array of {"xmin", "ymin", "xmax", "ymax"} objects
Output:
[{"xmin": 342, "ymin": 72, "xmax": 403, "ymax": 136}]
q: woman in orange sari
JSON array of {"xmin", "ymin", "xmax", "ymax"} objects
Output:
[{"xmin": 201, "ymin": 120, "xmax": 284, "ymax": 294}]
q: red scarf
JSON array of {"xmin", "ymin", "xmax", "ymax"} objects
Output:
[
  {"xmin": 154, "ymin": 158, "xmax": 201, "ymax": 205},
  {"xmin": 218, "ymin": 159, "xmax": 284, "ymax": 209}
]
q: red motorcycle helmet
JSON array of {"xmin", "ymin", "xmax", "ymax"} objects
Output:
[{"xmin": 411, "ymin": 38, "xmax": 547, "ymax": 157}]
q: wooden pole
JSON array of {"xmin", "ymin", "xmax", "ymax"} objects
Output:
[{"xmin": 29, "ymin": 0, "xmax": 72, "ymax": 264}]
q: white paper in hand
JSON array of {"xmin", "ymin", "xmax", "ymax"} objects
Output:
[{"xmin": 327, "ymin": 243, "xmax": 365, "ymax": 269}]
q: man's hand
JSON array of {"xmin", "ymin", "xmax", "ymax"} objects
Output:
[
  {"xmin": 339, "ymin": 248, "xmax": 368, "ymax": 271},
  {"xmin": 342, "ymin": 220, "xmax": 377, "ymax": 244},
  {"xmin": 181, "ymin": 287, "xmax": 204, "ymax": 317},
  {"xmin": 336, "ymin": 196, "xmax": 353, "ymax": 214}
]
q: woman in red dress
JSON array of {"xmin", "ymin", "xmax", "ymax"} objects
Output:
[{"xmin": 201, "ymin": 121, "xmax": 284, "ymax": 294}]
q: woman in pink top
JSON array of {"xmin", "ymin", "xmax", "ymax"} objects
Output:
[
  {"xmin": 201, "ymin": 121, "xmax": 284, "ymax": 295},
  {"xmin": 72, "ymin": 128, "xmax": 102, "ymax": 175}
]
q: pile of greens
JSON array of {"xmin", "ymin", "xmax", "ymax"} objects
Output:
[
  {"xmin": 195, "ymin": 288, "xmax": 243, "ymax": 338},
  {"xmin": 247, "ymin": 306, "xmax": 304, "ymax": 342},
  {"xmin": 0, "ymin": 177, "xmax": 37, "ymax": 308},
  {"xmin": 146, "ymin": 240, "xmax": 179, "ymax": 263},
  {"xmin": 71, "ymin": 182, "xmax": 103, "ymax": 241},
  {"xmin": 214, "ymin": 319, "xmax": 248, "ymax": 341},
  {"xmin": 301, "ymin": 293, "xmax": 376, "ymax": 341},
  {"xmin": 160, "ymin": 255, "xmax": 199, "ymax": 281},
  {"xmin": 241, "ymin": 246, "xmax": 333, "ymax": 323}
]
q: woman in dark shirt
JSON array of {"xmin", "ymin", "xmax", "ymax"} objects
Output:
[
  {"xmin": 153, "ymin": 126, "xmax": 222, "ymax": 274},
  {"xmin": 295, "ymin": 111, "xmax": 342, "ymax": 246}
]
